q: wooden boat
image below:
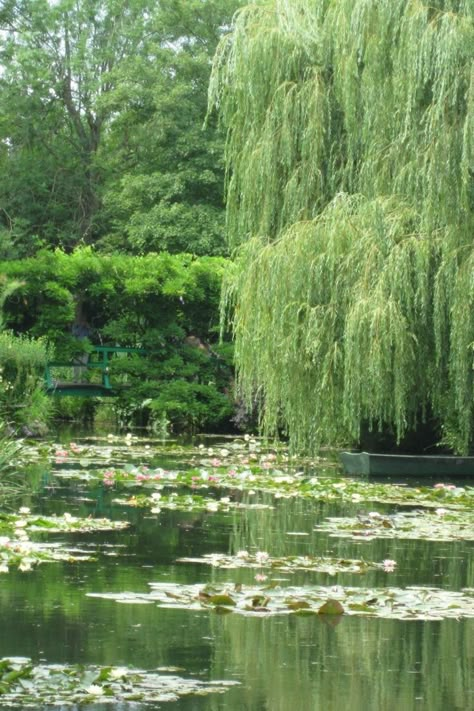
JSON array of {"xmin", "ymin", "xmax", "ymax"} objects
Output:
[{"xmin": 340, "ymin": 451, "xmax": 474, "ymax": 477}]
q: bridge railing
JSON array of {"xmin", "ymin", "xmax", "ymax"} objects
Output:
[{"xmin": 44, "ymin": 346, "xmax": 146, "ymax": 396}]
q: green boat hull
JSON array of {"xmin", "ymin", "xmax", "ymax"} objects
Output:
[{"xmin": 340, "ymin": 451, "xmax": 474, "ymax": 477}]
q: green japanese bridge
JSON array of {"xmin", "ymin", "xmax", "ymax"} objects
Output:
[{"xmin": 44, "ymin": 346, "xmax": 145, "ymax": 397}]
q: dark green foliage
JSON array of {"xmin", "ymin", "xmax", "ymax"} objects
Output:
[
  {"xmin": 0, "ymin": 0, "xmax": 242, "ymax": 257},
  {"xmin": 0, "ymin": 249, "xmax": 234, "ymax": 432}
]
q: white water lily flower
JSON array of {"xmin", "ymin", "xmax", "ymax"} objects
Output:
[
  {"xmin": 255, "ymin": 551, "xmax": 270, "ymax": 565},
  {"xmin": 382, "ymin": 559, "xmax": 397, "ymax": 572},
  {"xmin": 236, "ymin": 550, "xmax": 249, "ymax": 559},
  {"xmin": 0, "ymin": 564, "xmax": 9, "ymax": 573},
  {"xmin": 86, "ymin": 685, "xmax": 104, "ymax": 696},
  {"xmin": 19, "ymin": 560, "xmax": 33, "ymax": 572},
  {"xmin": 14, "ymin": 519, "xmax": 27, "ymax": 528},
  {"xmin": 0, "ymin": 537, "xmax": 11, "ymax": 546},
  {"xmin": 151, "ymin": 507, "xmax": 161, "ymax": 514},
  {"xmin": 206, "ymin": 502, "xmax": 219, "ymax": 512},
  {"xmin": 220, "ymin": 497, "xmax": 230, "ymax": 504},
  {"xmin": 435, "ymin": 508, "xmax": 448, "ymax": 516},
  {"xmin": 150, "ymin": 492, "xmax": 162, "ymax": 501},
  {"xmin": 109, "ymin": 667, "xmax": 129, "ymax": 680},
  {"xmin": 19, "ymin": 507, "xmax": 30, "ymax": 515},
  {"xmin": 368, "ymin": 511, "xmax": 383, "ymax": 519}
]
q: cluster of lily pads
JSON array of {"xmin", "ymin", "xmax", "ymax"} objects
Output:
[
  {"xmin": 88, "ymin": 581, "xmax": 474, "ymax": 621},
  {"xmin": 315, "ymin": 508, "xmax": 474, "ymax": 542},
  {"xmin": 113, "ymin": 491, "xmax": 274, "ymax": 514},
  {"xmin": 0, "ymin": 507, "xmax": 128, "ymax": 573},
  {"xmin": 176, "ymin": 550, "xmax": 395, "ymax": 576},
  {"xmin": 50, "ymin": 452, "xmax": 474, "ymax": 513},
  {"xmin": 0, "ymin": 657, "xmax": 238, "ymax": 706},
  {"xmin": 2, "ymin": 432, "xmax": 471, "ymax": 709},
  {"xmin": 1, "ymin": 510, "xmax": 129, "ymax": 535},
  {"xmin": 46, "ymin": 436, "xmax": 474, "ymax": 512}
]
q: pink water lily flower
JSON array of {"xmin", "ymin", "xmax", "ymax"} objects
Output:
[{"xmin": 382, "ymin": 559, "xmax": 397, "ymax": 572}]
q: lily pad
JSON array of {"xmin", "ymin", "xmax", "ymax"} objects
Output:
[
  {"xmin": 315, "ymin": 508, "xmax": 474, "ymax": 542},
  {"xmin": 43, "ymin": 436, "xmax": 474, "ymax": 513},
  {"xmin": 0, "ymin": 536, "xmax": 93, "ymax": 573},
  {"xmin": 0, "ymin": 657, "xmax": 239, "ymax": 707},
  {"xmin": 318, "ymin": 599, "xmax": 345, "ymax": 615},
  {"xmin": 176, "ymin": 552, "xmax": 388, "ymax": 575},
  {"xmin": 98, "ymin": 465, "xmax": 474, "ymax": 509},
  {"xmin": 113, "ymin": 492, "xmax": 273, "ymax": 513},
  {"xmin": 0, "ymin": 511, "xmax": 129, "ymax": 535},
  {"xmin": 87, "ymin": 581, "xmax": 474, "ymax": 620}
]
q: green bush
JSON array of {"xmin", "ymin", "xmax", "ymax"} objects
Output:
[
  {"xmin": 0, "ymin": 331, "xmax": 52, "ymax": 433},
  {"xmin": 0, "ymin": 248, "xmax": 235, "ymax": 433}
]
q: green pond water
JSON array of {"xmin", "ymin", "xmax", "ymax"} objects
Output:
[{"xmin": 0, "ymin": 433, "xmax": 473, "ymax": 710}]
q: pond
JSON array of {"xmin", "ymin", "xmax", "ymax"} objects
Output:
[{"xmin": 0, "ymin": 433, "xmax": 473, "ymax": 710}]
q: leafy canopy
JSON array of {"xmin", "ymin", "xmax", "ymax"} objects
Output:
[
  {"xmin": 210, "ymin": 0, "xmax": 474, "ymax": 453},
  {"xmin": 0, "ymin": 0, "xmax": 241, "ymax": 255}
]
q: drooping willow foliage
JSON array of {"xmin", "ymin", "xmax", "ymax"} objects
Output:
[{"xmin": 209, "ymin": 0, "xmax": 474, "ymax": 453}]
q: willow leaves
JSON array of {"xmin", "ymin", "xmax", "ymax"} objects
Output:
[{"xmin": 211, "ymin": 0, "xmax": 474, "ymax": 452}]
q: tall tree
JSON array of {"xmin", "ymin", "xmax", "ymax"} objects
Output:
[
  {"xmin": 0, "ymin": 0, "xmax": 240, "ymax": 255},
  {"xmin": 102, "ymin": 0, "xmax": 241, "ymax": 256},
  {"xmin": 210, "ymin": 0, "xmax": 474, "ymax": 453},
  {"xmin": 0, "ymin": 0, "xmax": 158, "ymax": 249}
]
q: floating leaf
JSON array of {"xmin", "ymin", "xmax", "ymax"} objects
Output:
[
  {"xmin": 207, "ymin": 594, "xmax": 236, "ymax": 607},
  {"xmin": 315, "ymin": 509, "xmax": 474, "ymax": 542},
  {"xmin": 88, "ymin": 582, "xmax": 474, "ymax": 620},
  {"xmin": 318, "ymin": 599, "xmax": 344, "ymax": 616},
  {"xmin": 286, "ymin": 600, "xmax": 311, "ymax": 611},
  {"xmin": 0, "ymin": 658, "xmax": 239, "ymax": 707},
  {"xmin": 0, "ymin": 512, "xmax": 129, "ymax": 536},
  {"xmin": 177, "ymin": 552, "xmax": 386, "ymax": 575},
  {"xmin": 113, "ymin": 493, "xmax": 273, "ymax": 514}
]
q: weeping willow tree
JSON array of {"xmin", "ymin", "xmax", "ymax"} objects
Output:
[{"xmin": 209, "ymin": 0, "xmax": 474, "ymax": 453}]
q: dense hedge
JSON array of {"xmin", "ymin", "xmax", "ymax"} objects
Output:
[{"xmin": 0, "ymin": 249, "xmax": 235, "ymax": 432}]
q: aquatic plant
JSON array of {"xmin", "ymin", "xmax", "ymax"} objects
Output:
[
  {"xmin": 113, "ymin": 491, "xmax": 274, "ymax": 514},
  {"xmin": 315, "ymin": 508, "xmax": 474, "ymax": 542},
  {"xmin": 0, "ymin": 657, "xmax": 238, "ymax": 706},
  {"xmin": 0, "ymin": 510, "xmax": 129, "ymax": 535},
  {"xmin": 88, "ymin": 581, "xmax": 474, "ymax": 621},
  {"xmin": 177, "ymin": 552, "xmax": 389, "ymax": 575}
]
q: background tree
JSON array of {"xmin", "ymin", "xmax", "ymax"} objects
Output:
[
  {"xmin": 210, "ymin": 0, "xmax": 474, "ymax": 453},
  {"xmin": 0, "ymin": 0, "xmax": 241, "ymax": 256},
  {"xmin": 101, "ymin": 0, "xmax": 241, "ymax": 256}
]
